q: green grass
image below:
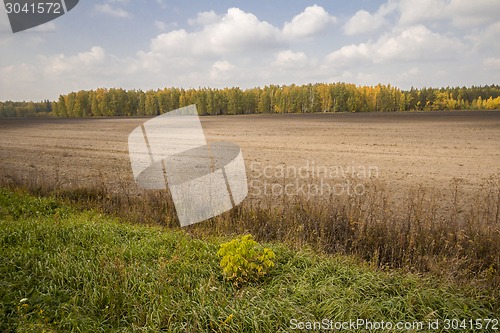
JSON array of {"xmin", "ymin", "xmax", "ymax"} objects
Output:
[{"xmin": 0, "ymin": 188, "xmax": 498, "ymax": 332}]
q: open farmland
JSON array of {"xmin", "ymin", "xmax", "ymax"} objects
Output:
[
  {"xmin": 0, "ymin": 110, "xmax": 499, "ymax": 197},
  {"xmin": 1, "ymin": 110, "xmax": 499, "ymax": 306}
]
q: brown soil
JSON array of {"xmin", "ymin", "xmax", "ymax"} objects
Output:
[{"xmin": 1, "ymin": 111, "xmax": 499, "ymax": 198}]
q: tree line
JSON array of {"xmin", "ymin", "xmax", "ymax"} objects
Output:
[{"xmin": 1, "ymin": 83, "xmax": 500, "ymax": 117}]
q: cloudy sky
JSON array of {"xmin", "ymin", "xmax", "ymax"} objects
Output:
[{"xmin": 1, "ymin": 0, "xmax": 499, "ymax": 101}]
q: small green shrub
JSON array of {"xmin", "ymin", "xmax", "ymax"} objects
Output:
[{"xmin": 217, "ymin": 234, "xmax": 275, "ymax": 285}]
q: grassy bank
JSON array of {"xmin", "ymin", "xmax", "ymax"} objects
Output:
[
  {"xmin": 3, "ymin": 168, "xmax": 499, "ymax": 292},
  {"xmin": 0, "ymin": 188, "xmax": 498, "ymax": 332}
]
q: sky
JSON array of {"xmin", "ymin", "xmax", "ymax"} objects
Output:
[{"xmin": 0, "ymin": 0, "xmax": 499, "ymax": 101}]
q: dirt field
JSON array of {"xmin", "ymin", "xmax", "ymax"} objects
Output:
[{"xmin": 1, "ymin": 111, "xmax": 499, "ymax": 199}]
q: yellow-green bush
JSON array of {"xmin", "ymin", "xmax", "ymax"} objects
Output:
[{"xmin": 217, "ymin": 234, "xmax": 275, "ymax": 285}]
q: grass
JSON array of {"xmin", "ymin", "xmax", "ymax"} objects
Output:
[
  {"xmin": 0, "ymin": 188, "xmax": 498, "ymax": 332},
  {"xmin": 2, "ymin": 167, "xmax": 499, "ymax": 292}
]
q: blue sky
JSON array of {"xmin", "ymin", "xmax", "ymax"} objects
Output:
[{"xmin": 1, "ymin": 0, "xmax": 499, "ymax": 101}]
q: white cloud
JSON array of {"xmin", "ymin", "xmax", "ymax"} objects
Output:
[
  {"xmin": 143, "ymin": 29, "xmax": 191, "ymax": 61},
  {"xmin": 283, "ymin": 5, "xmax": 336, "ymax": 38},
  {"xmin": 94, "ymin": 3, "xmax": 130, "ymax": 18},
  {"xmin": 31, "ymin": 21, "xmax": 57, "ymax": 32},
  {"xmin": 447, "ymin": 0, "xmax": 500, "ymax": 26},
  {"xmin": 342, "ymin": 1, "xmax": 397, "ymax": 36},
  {"xmin": 396, "ymin": 0, "xmax": 500, "ymax": 28},
  {"xmin": 328, "ymin": 25, "xmax": 464, "ymax": 65},
  {"xmin": 1, "ymin": 63, "xmax": 35, "ymax": 81},
  {"xmin": 43, "ymin": 46, "xmax": 106, "ymax": 76},
  {"xmin": 398, "ymin": 67, "xmax": 420, "ymax": 82},
  {"xmin": 154, "ymin": 21, "xmax": 166, "ymax": 31},
  {"xmin": 406, "ymin": 67, "xmax": 419, "ymax": 76},
  {"xmin": 77, "ymin": 47, "xmax": 106, "ymax": 65},
  {"xmin": 327, "ymin": 44, "xmax": 368, "ymax": 65},
  {"xmin": 375, "ymin": 26, "xmax": 463, "ymax": 61},
  {"xmin": 188, "ymin": 11, "xmax": 219, "ymax": 26},
  {"xmin": 397, "ymin": 0, "xmax": 447, "ymax": 26},
  {"xmin": 344, "ymin": 10, "xmax": 385, "ymax": 35},
  {"xmin": 138, "ymin": 7, "xmax": 283, "ymax": 66},
  {"xmin": 210, "ymin": 60, "xmax": 236, "ymax": 81},
  {"xmin": 153, "ymin": 20, "xmax": 178, "ymax": 32},
  {"xmin": 466, "ymin": 21, "xmax": 500, "ymax": 46},
  {"xmin": 0, "ymin": 46, "xmax": 125, "ymax": 100},
  {"xmin": 484, "ymin": 57, "xmax": 500, "ymax": 70},
  {"xmin": 131, "ymin": 7, "xmax": 293, "ymax": 89},
  {"xmin": 272, "ymin": 50, "xmax": 308, "ymax": 69},
  {"xmin": 0, "ymin": 9, "xmax": 13, "ymax": 38},
  {"xmin": 202, "ymin": 8, "xmax": 282, "ymax": 53}
]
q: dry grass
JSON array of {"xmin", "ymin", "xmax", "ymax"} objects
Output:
[
  {"xmin": 2, "ymin": 188, "xmax": 497, "ymax": 331},
  {"xmin": 1, "ymin": 167, "xmax": 499, "ymax": 292}
]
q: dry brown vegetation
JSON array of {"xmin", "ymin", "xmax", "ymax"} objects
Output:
[{"xmin": 1, "ymin": 111, "xmax": 499, "ymax": 291}]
